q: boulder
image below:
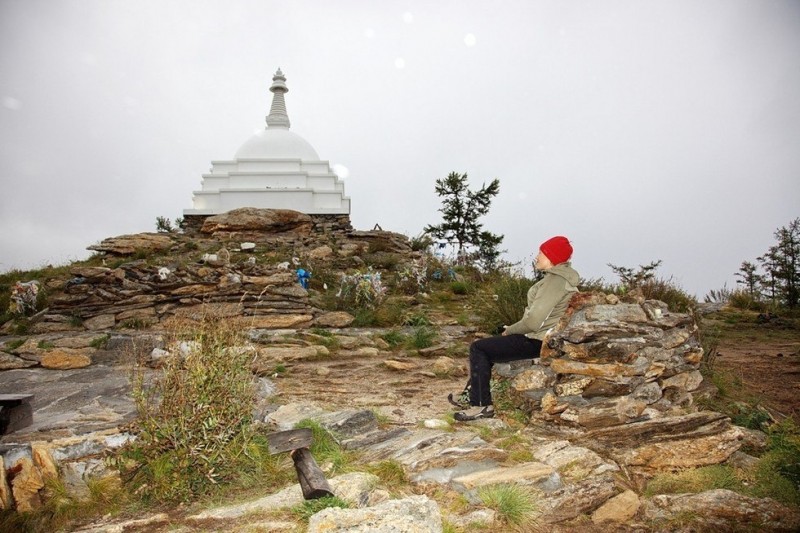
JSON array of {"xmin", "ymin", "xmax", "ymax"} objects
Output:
[
  {"xmin": 0, "ymin": 353, "xmax": 38, "ymax": 370},
  {"xmin": 384, "ymin": 359, "xmax": 416, "ymax": 371},
  {"xmin": 87, "ymin": 233, "xmax": 174, "ymax": 255},
  {"xmin": 307, "ymin": 495, "xmax": 442, "ymax": 533},
  {"xmin": 10, "ymin": 457, "xmax": 44, "ymax": 512},
  {"xmin": 641, "ymin": 489, "xmax": 800, "ymax": 531},
  {"xmin": 578, "ymin": 411, "xmax": 744, "ymax": 470},
  {"xmin": 307, "ymin": 245, "xmax": 334, "ymax": 260},
  {"xmin": 40, "ymin": 349, "xmax": 92, "ymax": 370},
  {"xmin": 345, "ymin": 231, "xmax": 413, "ymax": 254},
  {"xmin": 539, "ymin": 475, "xmax": 618, "ymax": 524},
  {"xmin": 532, "ymin": 440, "xmax": 618, "ymax": 481},
  {"xmin": 661, "ymin": 370, "xmax": 703, "ymax": 391},
  {"xmin": 591, "ymin": 489, "xmax": 640, "ymax": 524},
  {"xmin": 512, "ymin": 366, "xmax": 557, "ymax": 391},
  {"xmin": 430, "ymin": 356, "xmax": 460, "ymax": 376},
  {"xmin": 200, "ymin": 208, "xmax": 313, "ymax": 236},
  {"xmin": 315, "ymin": 311, "xmax": 355, "ymax": 328}
]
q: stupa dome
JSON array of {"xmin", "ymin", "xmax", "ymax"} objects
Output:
[
  {"xmin": 234, "ymin": 128, "xmax": 320, "ymax": 160},
  {"xmin": 184, "ymin": 68, "xmax": 350, "ymax": 217}
]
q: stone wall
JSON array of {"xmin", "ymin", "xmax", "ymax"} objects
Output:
[
  {"xmin": 23, "ymin": 263, "xmax": 322, "ymax": 335},
  {"xmin": 507, "ymin": 293, "xmax": 746, "ymax": 472},
  {"xmin": 511, "ymin": 293, "xmax": 704, "ymax": 429}
]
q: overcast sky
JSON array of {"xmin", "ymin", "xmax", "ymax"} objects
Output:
[{"xmin": 1, "ymin": 0, "xmax": 798, "ymax": 297}]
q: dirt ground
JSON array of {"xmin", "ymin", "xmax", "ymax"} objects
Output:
[
  {"xmin": 714, "ymin": 331, "xmax": 800, "ymax": 422},
  {"xmin": 272, "ymin": 319, "xmax": 800, "ymax": 427},
  {"xmin": 271, "ymin": 350, "xmax": 470, "ymax": 426}
]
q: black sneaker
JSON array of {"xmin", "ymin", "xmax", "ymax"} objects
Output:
[
  {"xmin": 454, "ymin": 405, "xmax": 495, "ymax": 421},
  {"xmin": 448, "ymin": 390, "xmax": 470, "ymax": 409}
]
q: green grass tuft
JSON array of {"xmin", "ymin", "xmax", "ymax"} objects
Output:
[
  {"xmin": 291, "ymin": 495, "xmax": 350, "ymax": 522},
  {"xmin": 477, "ymin": 483, "xmax": 538, "ymax": 526}
]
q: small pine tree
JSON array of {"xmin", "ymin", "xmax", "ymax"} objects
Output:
[
  {"xmin": 424, "ymin": 171, "xmax": 504, "ymax": 269},
  {"xmin": 155, "ymin": 216, "xmax": 174, "ymax": 233},
  {"xmin": 767, "ymin": 218, "xmax": 800, "ymax": 308},
  {"xmin": 735, "ymin": 260, "xmax": 762, "ymax": 299}
]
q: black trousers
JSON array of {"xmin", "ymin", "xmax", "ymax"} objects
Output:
[{"xmin": 468, "ymin": 334, "xmax": 542, "ymax": 406}]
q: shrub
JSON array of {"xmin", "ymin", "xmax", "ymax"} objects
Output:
[
  {"xmin": 490, "ymin": 379, "xmax": 528, "ymax": 425},
  {"xmin": 474, "ymin": 275, "xmax": 535, "ymax": 334},
  {"xmin": 89, "ymin": 334, "xmax": 110, "ymax": 349},
  {"xmin": 450, "ymin": 281, "xmax": 471, "ymax": 295},
  {"xmin": 380, "ymin": 330, "xmax": 406, "ymax": 348},
  {"xmin": 116, "ymin": 321, "xmax": 260, "ymax": 502},
  {"xmin": 373, "ymin": 300, "xmax": 406, "ymax": 326},
  {"xmin": 640, "ymin": 277, "xmax": 697, "ymax": 312},
  {"xmin": 410, "ymin": 233, "xmax": 433, "ymax": 252},
  {"xmin": 758, "ymin": 420, "xmax": 800, "ymax": 503},
  {"xmin": 407, "ymin": 326, "xmax": 435, "ymax": 349},
  {"xmin": 730, "ymin": 403, "xmax": 772, "ymax": 430},
  {"xmin": 578, "ymin": 277, "xmax": 620, "ymax": 294},
  {"xmin": 729, "ymin": 289, "xmax": 767, "ymax": 311},
  {"xmin": 705, "ymin": 285, "xmax": 732, "ymax": 304},
  {"xmin": 403, "ymin": 312, "xmax": 431, "ymax": 327}
]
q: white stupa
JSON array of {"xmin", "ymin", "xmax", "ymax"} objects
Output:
[{"xmin": 184, "ymin": 69, "xmax": 350, "ymax": 217}]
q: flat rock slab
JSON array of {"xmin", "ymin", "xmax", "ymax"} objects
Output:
[
  {"xmin": 357, "ymin": 428, "xmax": 507, "ymax": 471},
  {"xmin": 187, "ymin": 472, "xmax": 378, "ymax": 521},
  {"xmin": 0, "ymin": 365, "xmax": 139, "ymax": 443},
  {"xmin": 308, "ymin": 495, "xmax": 442, "ymax": 533}
]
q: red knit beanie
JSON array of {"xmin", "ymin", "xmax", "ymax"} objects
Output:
[{"xmin": 540, "ymin": 236, "xmax": 573, "ymax": 265}]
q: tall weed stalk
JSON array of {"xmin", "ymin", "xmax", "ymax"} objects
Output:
[{"xmin": 117, "ymin": 321, "xmax": 259, "ymax": 502}]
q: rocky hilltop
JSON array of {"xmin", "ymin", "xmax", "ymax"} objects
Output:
[{"xmin": 1, "ymin": 208, "xmax": 798, "ymax": 531}]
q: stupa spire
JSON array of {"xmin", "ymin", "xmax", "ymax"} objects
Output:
[{"xmin": 266, "ymin": 68, "xmax": 290, "ymax": 129}]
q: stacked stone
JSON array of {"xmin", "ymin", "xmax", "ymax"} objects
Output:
[
  {"xmin": 310, "ymin": 214, "xmax": 353, "ymax": 234},
  {"xmin": 25, "ymin": 261, "xmax": 321, "ymax": 334},
  {"xmin": 512, "ymin": 295, "xmax": 705, "ymax": 430}
]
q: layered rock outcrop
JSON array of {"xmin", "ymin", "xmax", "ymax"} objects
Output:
[
  {"xmin": 2, "ymin": 209, "xmax": 412, "ymax": 339},
  {"xmin": 508, "ymin": 293, "xmax": 743, "ymax": 471}
]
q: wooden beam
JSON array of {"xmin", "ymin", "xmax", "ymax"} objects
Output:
[
  {"xmin": 291, "ymin": 448, "xmax": 334, "ymax": 500},
  {"xmin": 266, "ymin": 428, "xmax": 313, "ymax": 455}
]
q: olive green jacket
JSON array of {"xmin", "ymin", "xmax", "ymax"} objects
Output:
[{"xmin": 503, "ymin": 262, "xmax": 580, "ymax": 340}]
